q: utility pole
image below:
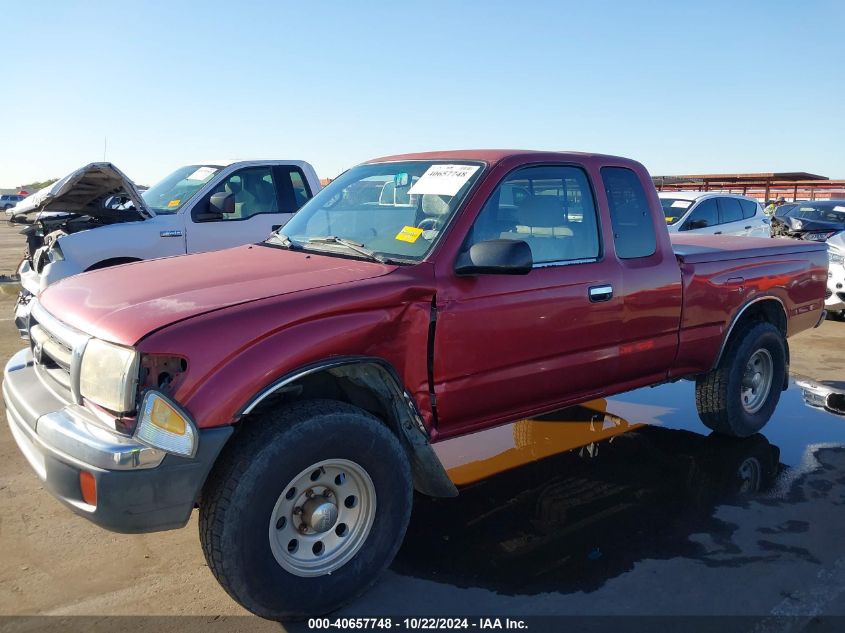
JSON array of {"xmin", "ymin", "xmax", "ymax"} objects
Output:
[{"xmin": 103, "ymin": 137, "xmax": 108, "ymax": 161}]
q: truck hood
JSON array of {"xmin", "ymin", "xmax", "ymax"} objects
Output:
[
  {"xmin": 11, "ymin": 162, "xmax": 150, "ymax": 220},
  {"xmin": 39, "ymin": 245, "xmax": 397, "ymax": 345}
]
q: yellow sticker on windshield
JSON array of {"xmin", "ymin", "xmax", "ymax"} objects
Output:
[
  {"xmin": 167, "ymin": 199, "xmax": 181, "ymax": 208},
  {"xmin": 396, "ymin": 226, "xmax": 423, "ymax": 243},
  {"xmin": 665, "ymin": 216, "xmax": 674, "ymax": 223}
]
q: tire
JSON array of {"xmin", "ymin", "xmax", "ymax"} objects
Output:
[
  {"xmin": 695, "ymin": 321, "xmax": 786, "ymax": 437},
  {"xmin": 199, "ymin": 399, "xmax": 413, "ymax": 620}
]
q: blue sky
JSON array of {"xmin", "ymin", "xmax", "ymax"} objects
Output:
[{"xmin": 2, "ymin": 0, "xmax": 843, "ymax": 187}]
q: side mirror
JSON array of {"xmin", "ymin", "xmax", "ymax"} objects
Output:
[
  {"xmin": 455, "ymin": 239, "xmax": 533, "ymax": 276},
  {"xmin": 195, "ymin": 192, "xmax": 235, "ymax": 222},
  {"xmin": 210, "ymin": 192, "xmax": 235, "ymax": 215}
]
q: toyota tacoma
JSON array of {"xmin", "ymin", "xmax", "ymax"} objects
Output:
[{"xmin": 3, "ymin": 150, "xmax": 828, "ymax": 619}]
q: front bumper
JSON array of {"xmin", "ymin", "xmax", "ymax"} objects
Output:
[{"xmin": 3, "ymin": 348, "xmax": 232, "ymax": 533}]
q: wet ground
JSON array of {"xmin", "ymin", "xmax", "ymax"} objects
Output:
[{"xmin": 0, "ymin": 219, "xmax": 844, "ymax": 629}]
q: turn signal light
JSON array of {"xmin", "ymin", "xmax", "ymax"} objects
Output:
[
  {"xmin": 79, "ymin": 471, "xmax": 97, "ymax": 506},
  {"xmin": 135, "ymin": 391, "xmax": 197, "ymax": 457}
]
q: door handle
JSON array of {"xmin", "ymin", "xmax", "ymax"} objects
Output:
[
  {"xmin": 714, "ymin": 231, "xmax": 722, "ymax": 235},
  {"xmin": 744, "ymin": 225, "xmax": 752, "ymax": 230},
  {"xmin": 589, "ymin": 284, "xmax": 613, "ymax": 303}
]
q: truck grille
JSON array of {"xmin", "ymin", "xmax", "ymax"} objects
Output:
[{"xmin": 29, "ymin": 301, "xmax": 90, "ymax": 403}]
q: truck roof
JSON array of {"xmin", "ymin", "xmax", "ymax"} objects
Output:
[{"xmin": 366, "ymin": 149, "xmax": 643, "ymax": 167}]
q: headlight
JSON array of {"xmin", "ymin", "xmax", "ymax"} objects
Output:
[
  {"xmin": 79, "ymin": 338, "xmax": 140, "ymax": 413},
  {"xmin": 793, "ymin": 220, "xmax": 804, "ymax": 230},
  {"xmin": 135, "ymin": 391, "xmax": 197, "ymax": 457},
  {"xmin": 48, "ymin": 241, "xmax": 64, "ymax": 263},
  {"xmin": 830, "ymin": 249, "xmax": 845, "ymax": 268}
]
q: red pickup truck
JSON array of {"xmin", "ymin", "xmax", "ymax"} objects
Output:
[{"xmin": 3, "ymin": 150, "xmax": 828, "ymax": 619}]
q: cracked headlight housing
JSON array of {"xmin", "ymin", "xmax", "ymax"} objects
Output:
[{"xmin": 79, "ymin": 338, "xmax": 140, "ymax": 413}]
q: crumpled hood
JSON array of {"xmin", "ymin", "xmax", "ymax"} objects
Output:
[
  {"xmin": 11, "ymin": 162, "xmax": 149, "ymax": 220},
  {"xmin": 39, "ymin": 245, "xmax": 396, "ymax": 345},
  {"xmin": 787, "ymin": 216, "xmax": 845, "ymax": 233}
]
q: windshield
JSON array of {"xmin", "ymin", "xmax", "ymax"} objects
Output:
[
  {"xmin": 269, "ymin": 160, "xmax": 484, "ymax": 262},
  {"xmin": 791, "ymin": 203, "xmax": 845, "ymax": 224},
  {"xmin": 141, "ymin": 164, "xmax": 222, "ymax": 214},
  {"xmin": 660, "ymin": 197, "xmax": 694, "ymax": 225}
]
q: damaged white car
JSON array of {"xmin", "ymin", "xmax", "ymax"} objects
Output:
[
  {"xmin": 11, "ymin": 160, "xmax": 321, "ymax": 336},
  {"xmin": 826, "ymin": 232, "xmax": 845, "ymax": 320}
]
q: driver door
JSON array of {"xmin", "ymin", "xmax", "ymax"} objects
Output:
[
  {"xmin": 186, "ymin": 166, "xmax": 309, "ymax": 253},
  {"xmin": 432, "ymin": 164, "xmax": 623, "ymax": 434}
]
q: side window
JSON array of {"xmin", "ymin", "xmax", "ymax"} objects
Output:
[
  {"xmin": 601, "ymin": 167, "xmax": 656, "ymax": 259},
  {"xmin": 682, "ymin": 198, "xmax": 718, "ymax": 230},
  {"xmin": 718, "ymin": 197, "xmax": 744, "ymax": 224},
  {"xmin": 211, "ymin": 167, "xmax": 278, "ymax": 220},
  {"xmin": 464, "ymin": 165, "xmax": 600, "ymax": 265},
  {"xmin": 283, "ymin": 168, "xmax": 312, "ymax": 211},
  {"xmin": 738, "ymin": 199, "xmax": 758, "ymax": 219}
]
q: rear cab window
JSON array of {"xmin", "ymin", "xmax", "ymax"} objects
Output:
[{"xmin": 601, "ymin": 167, "xmax": 657, "ymax": 258}]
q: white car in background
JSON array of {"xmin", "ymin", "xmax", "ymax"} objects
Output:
[
  {"xmin": 11, "ymin": 159, "xmax": 321, "ymax": 335},
  {"xmin": 825, "ymin": 232, "xmax": 845, "ymax": 320},
  {"xmin": 658, "ymin": 191, "xmax": 770, "ymax": 237}
]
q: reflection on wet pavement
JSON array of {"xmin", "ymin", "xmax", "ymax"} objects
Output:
[{"xmin": 392, "ymin": 377, "xmax": 845, "ymax": 598}]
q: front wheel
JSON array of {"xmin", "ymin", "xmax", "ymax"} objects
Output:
[
  {"xmin": 695, "ymin": 321, "xmax": 786, "ymax": 437},
  {"xmin": 199, "ymin": 400, "xmax": 413, "ymax": 620}
]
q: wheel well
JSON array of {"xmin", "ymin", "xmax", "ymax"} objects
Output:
[
  {"xmin": 240, "ymin": 362, "xmax": 457, "ymax": 498},
  {"xmin": 85, "ymin": 257, "xmax": 142, "ymax": 272},
  {"xmin": 715, "ymin": 298, "xmax": 788, "ymax": 369},
  {"xmin": 734, "ymin": 299, "xmax": 787, "ymax": 336}
]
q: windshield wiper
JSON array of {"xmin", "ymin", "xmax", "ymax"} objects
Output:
[
  {"xmin": 266, "ymin": 233, "xmax": 302, "ymax": 250},
  {"xmin": 306, "ymin": 236, "xmax": 393, "ymax": 263}
]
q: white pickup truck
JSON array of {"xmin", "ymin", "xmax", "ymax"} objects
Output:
[{"xmin": 11, "ymin": 159, "xmax": 321, "ymax": 335}]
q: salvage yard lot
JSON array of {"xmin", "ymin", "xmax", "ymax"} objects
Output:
[{"xmin": 0, "ymin": 219, "xmax": 843, "ymax": 627}]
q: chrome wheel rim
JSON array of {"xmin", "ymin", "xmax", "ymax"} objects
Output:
[
  {"xmin": 741, "ymin": 349, "xmax": 774, "ymax": 414},
  {"xmin": 268, "ymin": 458, "xmax": 376, "ymax": 577}
]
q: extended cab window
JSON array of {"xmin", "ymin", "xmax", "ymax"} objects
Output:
[
  {"xmin": 287, "ymin": 169, "xmax": 311, "ymax": 209},
  {"xmin": 209, "ymin": 167, "xmax": 278, "ymax": 220},
  {"xmin": 464, "ymin": 165, "xmax": 600, "ymax": 264},
  {"xmin": 601, "ymin": 167, "xmax": 656, "ymax": 258},
  {"xmin": 683, "ymin": 198, "xmax": 718, "ymax": 230}
]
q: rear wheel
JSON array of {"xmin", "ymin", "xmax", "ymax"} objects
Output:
[
  {"xmin": 199, "ymin": 400, "xmax": 413, "ymax": 620},
  {"xmin": 695, "ymin": 321, "xmax": 786, "ymax": 437}
]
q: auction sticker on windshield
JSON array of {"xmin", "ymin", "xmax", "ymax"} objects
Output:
[
  {"xmin": 396, "ymin": 226, "xmax": 424, "ymax": 243},
  {"xmin": 187, "ymin": 166, "xmax": 218, "ymax": 182},
  {"xmin": 671, "ymin": 200, "xmax": 693, "ymax": 208},
  {"xmin": 408, "ymin": 164, "xmax": 480, "ymax": 196}
]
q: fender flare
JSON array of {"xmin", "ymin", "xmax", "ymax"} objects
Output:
[
  {"xmin": 712, "ymin": 294, "xmax": 788, "ymax": 370},
  {"xmin": 237, "ymin": 355, "xmax": 458, "ymax": 498}
]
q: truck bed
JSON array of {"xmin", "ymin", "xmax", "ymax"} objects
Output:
[
  {"xmin": 671, "ymin": 233, "xmax": 827, "ymax": 264},
  {"xmin": 669, "ymin": 232, "xmax": 828, "ymax": 379}
]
